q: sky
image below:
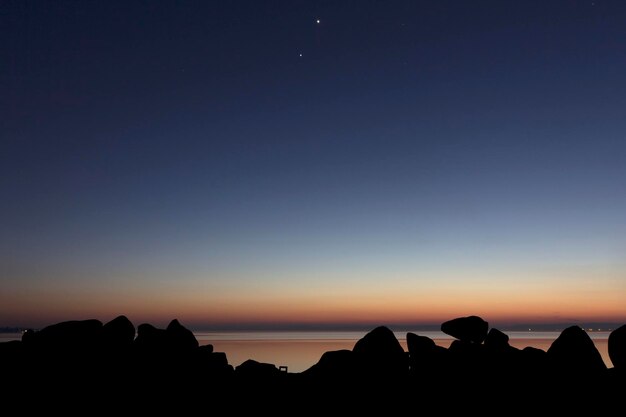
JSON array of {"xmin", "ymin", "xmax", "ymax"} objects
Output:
[{"xmin": 1, "ymin": 0, "xmax": 626, "ymax": 330}]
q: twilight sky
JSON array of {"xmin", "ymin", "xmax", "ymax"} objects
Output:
[{"xmin": 2, "ymin": 1, "xmax": 626, "ymax": 329}]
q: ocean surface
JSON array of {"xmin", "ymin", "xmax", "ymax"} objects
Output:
[{"xmin": 1, "ymin": 330, "xmax": 612, "ymax": 373}]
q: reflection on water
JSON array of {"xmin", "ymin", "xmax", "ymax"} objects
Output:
[{"xmin": 0, "ymin": 330, "xmax": 612, "ymax": 373}]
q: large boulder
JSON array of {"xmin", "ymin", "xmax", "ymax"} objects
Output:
[
  {"xmin": 18, "ymin": 319, "xmax": 104, "ymax": 383},
  {"xmin": 547, "ymin": 326, "xmax": 606, "ymax": 374},
  {"xmin": 608, "ymin": 324, "xmax": 626, "ymax": 369},
  {"xmin": 22, "ymin": 319, "xmax": 103, "ymax": 353},
  {"xmin": 166, "ymin": 319, "xmax": 199, "ymax": 350},
  {"xmin": 406, "ymin": 332, "xmax": 449, "ymax": 377},
  {"xmin": 134, "ymin": 323, "xmax": 169, "ymax": 352},
  {"xmin": 102, "ymin": 315, "xmax": 135, "ymax": 347},
  {"xmin": 134, "ymin": 320, "xmax": 198, "ymax": 353},
  {"xmin": 353, "ymin": 326, "xmax": 407, "ymax": 376},
  {"xmin": 441, "ymin": 316, "xmax": 488, "ymax": 344}
]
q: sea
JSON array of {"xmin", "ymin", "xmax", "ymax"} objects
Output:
[{"xmin": 1, "ymin": 330, "xmax": 613, "ymax": 373}]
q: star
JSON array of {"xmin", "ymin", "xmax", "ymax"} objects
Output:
[
  {"xmin": 299, "ymin": 53, "xmax": 303, "ymax": 57},
  {"xmin": 316, "ymin": 19, "xmax": 320, "ymax": 24}
]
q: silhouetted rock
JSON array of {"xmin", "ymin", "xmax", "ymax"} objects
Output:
[
  {"xmin": 100, "ymin": 316, "xmax": 135, "ymax": 382},
  {"xmin": 6, "ymin": 315, "xmax": 626, "ymax": 406},
  {"xmin": 485, "ymin": 328, "xmax": 509, "ymax": 348},
  {"xmin": 207, "ymin": 351, "xmax": 229, "ymax": 367},
  {"xmin": 39, "ymin": 319, "xmax": 103, "ymax": 343},
  {"xmin": 406, "ymin": 332, "xmax": 448, "ymax": 370},
  {"xmin": 522, "ymin": 346, "xmax": 547, "ymax": 359},
  {"xmin": 441, "ymin": 316, "xmax": 488, "ymax": 343},
  {"xmin": 406, "ymin": 332, "xmax": 449, "ymax": 378},
  {"xmin": 14, "ymin": 319, "xmax": 105, "ymax": 389},
  {"xmin": 135, "ymin": 323, "xmax": 169, "ymax": 352},
  {"xmin": 353, "ymin": 326, "xmax": 407, "ymax": 376},
  {"xmin": 547, "ymin": 326, "xmax": 606, "ymax": 374},
  {"xmin": 199, "ymin": 344, "xmax": 214, "ymax": 354},
  {"xmin": 509, "ymin": 346, "xmax": 551, "ymax": 391},
  {"xmin": 102, "ymin": 315, "xmax": 135, "ymax": 347},
  {"xmin": 448, "ymin": 339, "xmax": 485, "ymax": 359},
  {"xmin": 407, "ymin": 332, "xmax": 436, "ymax": 354},
  {"xmin": 199, "ymin": 351, "xmax": 234, "ymax": 378},
  {"xmin": 482, "ymin": 330, "xmax": 522, "ymax": 381},
  {"xmin": 303, "ymin": 349, "xmax": 356, "ymax": 379},
  {"xmin": 609, "ymin": 325, "xmax": 626, "ymax": 369},
  {"xmin": 134, "ymin": 320, "xmax": 198, "ymax": 355},
  {"xmin": 166, "ymin": 319, "xmax": 199, "ymax": 350},
  {"xmin": 24, "ymin": 319, "xmax": 103, "ymax": 353},
  {"xmin": 236, "ymin": 359, "xmax": 281, "ymax": 378}
]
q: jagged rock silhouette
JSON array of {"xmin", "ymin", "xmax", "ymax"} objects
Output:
[{"xmin": 1, "ymin": 315, "xmax": 623, "ymax": 412}]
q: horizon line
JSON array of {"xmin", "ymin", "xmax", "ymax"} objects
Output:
[
  {"xmin": 189, "ymin": 320, "xmax": 624, "ymax": 332},
  {"xmin": 4, "ymin": 320, "xmax": 624, "ymax": 333}
]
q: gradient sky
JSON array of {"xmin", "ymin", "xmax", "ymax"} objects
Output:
[{"xmin": 2, "ymin": 1, "xmax": 626, "ymax": 329}]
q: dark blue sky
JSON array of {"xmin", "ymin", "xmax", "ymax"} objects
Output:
[{"xmin": 2, "ymin": 1, "xmax": 625, "ymax": 327}]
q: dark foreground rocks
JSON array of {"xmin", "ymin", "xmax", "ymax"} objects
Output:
[{"xmin": 1, "ymin": 315, "xmax": 624, "ymax": 413}]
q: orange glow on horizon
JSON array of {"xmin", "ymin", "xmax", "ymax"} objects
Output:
[{"xmin": 2, "ymin": 266, "xmax": 625, "ymax": 329}]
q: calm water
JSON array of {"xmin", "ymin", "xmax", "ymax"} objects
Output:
[
  {"xmin": 1, "ymin": 330, "xmax": 612, "ymax": 373},
  {"xmin": 198, "ymin": 330, "xmax": 613, "ymax": 372}
]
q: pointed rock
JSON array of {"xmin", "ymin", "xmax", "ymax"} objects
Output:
[
  {"xmin": 166, "ymin": 319, "xmax": 199, "ymax": 350},
  {"xmin": 547, "ymin": 326, "xmax": 606, "ymax": 374},
  {"xmin": 103, "ymin": 315, "xmax": 135, "ymax": 347},
  {"xmin": 353, "ymin": 326, "xmax": 407, "ymax": 376}
]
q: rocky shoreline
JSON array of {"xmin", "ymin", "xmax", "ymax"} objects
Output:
[{"xmin": 1, "ymin": 315, "xmax": 624, "ymax": 412}]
